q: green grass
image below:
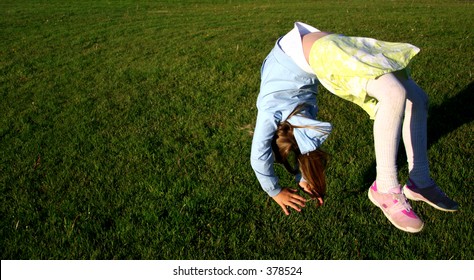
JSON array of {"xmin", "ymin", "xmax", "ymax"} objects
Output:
[{"xmin": 1, "ymin": 0, "xmax": 473, "ymax": 260}]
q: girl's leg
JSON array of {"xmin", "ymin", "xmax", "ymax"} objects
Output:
[
  {"xmin": 400, "ymin": 79, "xmax": 432, "ymax": 187},
  {"xmin": 366, "ymin": 72, "xmax": 407, "ymax": 193},
  {"xmin": 366, "ymin": 72, "xmax": 424, "ymax": 233},
  {"xmin": 401, "ymin": 79, "xmax": 459, "ymax": 211},
  {"xmin": 365, "ymin": 72, "xmax": 425, "ymax": 232}
]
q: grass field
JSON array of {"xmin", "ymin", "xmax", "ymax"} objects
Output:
[{"xmin": 1, "ymin": 0, "xmax": 473, "ymax": 260}]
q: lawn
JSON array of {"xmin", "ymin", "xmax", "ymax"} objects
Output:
[{"xmin": 1, "ymin": 0, "xmax": 473, "ymax": 260}]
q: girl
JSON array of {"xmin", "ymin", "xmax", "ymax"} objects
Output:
[{"xmin": 250, "ymin": 22, "xmax": 458, "ymax": 233}]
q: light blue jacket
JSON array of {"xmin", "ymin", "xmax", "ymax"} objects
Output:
[{"xmin": 250, "ymin": 39, "xmax": 331, "ymax": 197}]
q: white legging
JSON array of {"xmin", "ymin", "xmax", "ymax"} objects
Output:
[{"xmin": 367, "ymin": 72, "xmax": 432, "ymax": 193}]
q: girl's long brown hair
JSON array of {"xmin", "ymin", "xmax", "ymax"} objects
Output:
[{"xmin": 271, "ymin": 104, "xmax": 329, "ymax": 203}]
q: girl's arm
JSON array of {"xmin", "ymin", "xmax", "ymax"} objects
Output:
[
  {"xmin": 250, "ymin": 111, "xmax": 307, "ymax": 214},
  {"xmin": 250, "ymin": 111, "xmax": 281, "ymax": 196}
]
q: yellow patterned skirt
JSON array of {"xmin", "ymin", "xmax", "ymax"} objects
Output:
[{"xmin": 309, "ymin": 34, "xmax": 420, "ymax": 119}]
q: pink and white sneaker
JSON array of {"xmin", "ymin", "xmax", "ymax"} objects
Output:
[{"xmin": 368, "ymin": 182, "xmax": 424, "ymax": 233}]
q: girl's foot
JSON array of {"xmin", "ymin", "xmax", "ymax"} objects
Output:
[
  {"xmin": 403, "ymin": 179, "xmax": 459, "ymax": 212},
  {"xmin": 368, "ymin": 182, "xmax": 424, "ymax": 233}
]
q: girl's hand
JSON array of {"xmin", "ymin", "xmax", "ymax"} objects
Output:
[{"xmin": 272, "ymin": 188, "xmax": 307, "ymax": 215}]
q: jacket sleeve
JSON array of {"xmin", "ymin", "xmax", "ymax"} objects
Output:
[{"xmin": 250, "ymin": 110, "xmax": 281, "ymax": 197}]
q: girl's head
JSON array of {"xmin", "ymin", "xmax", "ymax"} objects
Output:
[{"xmin": 272, "ymin": 105, "xmax": 329, "ymax": 204}]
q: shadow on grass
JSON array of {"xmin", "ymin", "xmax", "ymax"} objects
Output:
[
  {"xmin": 359, "ymin": 81, "xmax": 474, "ymax": 191},
  {"xmin": 426, "ymin": 81, "xmax": 474, "ymax": 147}
]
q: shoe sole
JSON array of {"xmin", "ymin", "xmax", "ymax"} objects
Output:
[
  {"xmin": 368, "ymin": 189, "xmax": 424, "ymax": 233},
  {"xmin": 403, "ymin": 186, "xmax": 459, "ymax": 212}
]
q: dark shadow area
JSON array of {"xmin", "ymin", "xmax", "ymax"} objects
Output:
[
  {"xmin": 426, "ymin": 81, "xmax": 474, "ymax": 147},
  {"xmin": 359, "ymin": 81, "xmax": 474, "ymax": 191}
]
